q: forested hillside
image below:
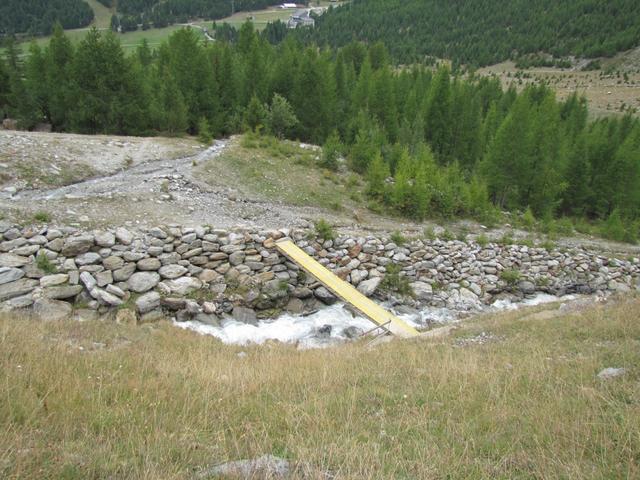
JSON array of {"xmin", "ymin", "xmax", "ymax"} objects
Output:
[
  {"xmin": 1, "ymin": 26, "xmax": 639, "ymax": 239},
  {"xmin": 0, "ymin": 0, "xmax": 94, "ymax": 36},
  {"xmin": 302, "ymin": 0, "xmax": 640, "ymax": 66}
]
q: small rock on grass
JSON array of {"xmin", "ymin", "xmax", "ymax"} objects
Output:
[
  {"xmin": 197, "ymin": 455, "xmax": 290, "ymax": 479},
  {"xmin": 597, "ymin": 367, "xmax": 626, "ymax": 380}
]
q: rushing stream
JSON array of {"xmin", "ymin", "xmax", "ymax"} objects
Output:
[{"xmin": 173, "ymin": 293, "xmax": 575, "ymax": 349}]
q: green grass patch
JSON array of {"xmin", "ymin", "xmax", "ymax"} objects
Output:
[
  {"xmin": 0, "ymin": 296, "xmax": 639, "ymax": 477},
  {"xmin": 198, "ymin": 134, "xmax": 365, "ymax": 213}
]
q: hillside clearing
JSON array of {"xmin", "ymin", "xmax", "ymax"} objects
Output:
[
  {"xmin": 197, "ymin": 134, "xmax": 366, "ymax": 214},
  {"xmin": 1, "ymin": 294, "xmax": 638, "ymax": 478}
]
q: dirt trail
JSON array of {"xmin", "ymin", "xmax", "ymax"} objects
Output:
[{"xmin": 0, "ymin": 133, "xmax": 329, "ymax": 229}]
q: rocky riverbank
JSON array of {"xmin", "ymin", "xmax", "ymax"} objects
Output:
[{"xmin": 1, "ymin": 221, "xmax": 639, "ymax": 332}]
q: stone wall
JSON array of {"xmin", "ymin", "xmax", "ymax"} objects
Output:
[{"xmin": 0, "ymin": 222, "xmax": 638, "ymax": 324}]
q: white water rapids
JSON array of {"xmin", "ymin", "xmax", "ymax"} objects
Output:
[{"xmin": 173, "ymin": 293, "xmax": 574, "ymax": 349}]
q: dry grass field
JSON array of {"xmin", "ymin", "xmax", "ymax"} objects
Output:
[
  {"xmin": 1, "ymin": 295, "xmax": 638, "ymax": 479},
  {"xmin": 477, "ymin": 49, "xmax": 640, "ymax": 118}
]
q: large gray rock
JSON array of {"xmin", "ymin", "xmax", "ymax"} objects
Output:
[
  {"xmin": 410, "ymin": 281, "xmax": 433, "ymax": 301},
  {"xmin": 197, "ymin": 455, "xmax": 289, "ymax": 480},
  {"xmin": 0, "ymin": 238, "xmax": 27, "ymax": 251},
  {"xmin": 262, "ymin": 279, "xmax": 289, "ymax": 300},
  {"xmin": 0, "ymin": 278, "xmax": 38, "ymax": 301},
  {"xmin": 92, "ymin": 288, "xmax": 124, "ymax": 306},
  {"xmin": 80, "ymin": 271, "xmax": 97, "ymax": 291},
  {"xmin": 127, "ymin": 272, "xmax": 160, "ymax": 293},
  {"xmin": 0, "ymin": 267, "xmax": 25, "ymax": 285},
  {"xmin": 95, "ymin": 231, "xmax": 116, "ymax": 247},
  {"xmin": 137, "ymin": 257, "xmax": 162, "ymax": 271},
  {"xmin": 113, "ymin": 263, "xmax": 136, "ymax": 282},
  {"xmin": 136, "ymin": 291, "xmax": 161, "ymax": 314},
  {"xmin": 43, "ymin": 285, "xmax": 83, "ymax": 300},
  {"xmin": 61, "ymin": 235, "xmax": 94, "ymax": 256},
  {"xmin": 229, "ymin": 251, "xmax": 245, "ymax": 266},
  {"xmin": 0, "ymin": 253, "xmax": 31, "ymax": 268},
  {"xmin": 232, "ymin": 306, "xmax": 258, "ymax": 325},
  {"xmin": 159, "ymin": 264, "xmax": 188, "ymax": 279},
  {"xmin": 12, "ymin": 245, "xmax": 40, "ymax": 256},
  {"xmin": 103, "ymin": 255, "xmax": 125, "ymax": 270},
  {"xmin": 518, "ymin": 280, "xmax": 536, "ymax": 295},
  {"xmin": 597, "ymin": 367, "xmax": 626, "ymax": 380},
  {"xmin": 75, "ymin": 252, "xmax": 102, "ymax": 266},
  {"xmin": 32, "ymin": 298, "xmax": 73, "ymax": 321},
  {"xmin": 357, "ymin": 277, "xmax": 381, "ymax": 297},
  {"xmin": 2, "ymin": 294, "xmax": 35, "ymax": 310},
  {"xmin": 39, "ymin": 274, "xmax": 69, "ymax": 287},
  {"xmin": 314, "ymin": 286, "xmax": 337, "ymax": 305},
  {"xmin": 115, "ymin": 227, "xmax": 134, "ymax": 245},
  {"xmin": 164, "ymin": 277, "xmax": 202, "ymax": 296}
]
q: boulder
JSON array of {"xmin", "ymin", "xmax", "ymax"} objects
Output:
[
  {"xmin": 135, "ymin": 291, "xmax": 161, "ymax": 314},
  {"xmin": 113, "ymin": 263, "xmax": 136, "ymax": 282},
  {"xmin": 39, "ymin": 274, "xmax": 69, "ymax": 287},
  {"xmin": 0, "ymin": 253, "xmax": 31, "ymax": 268},
  {"xmin": 164, "ymin": 277, "xmax": 202, "ymax": 296},
  {"xmin": 262, "ymin": 279, "xmax": 289, "ymax": 300},
  {"xmin": 96, "ymin": 270, "xmax": 113, "ymax": 287},
  {"xmin": 75, "ymin": 252, "xmax": 102, "ymax": 266},
  {"xmin": 80, "ymin": 271, "xmax": 97, "ymax": 291},
  {"xmin": 103, "ymin": 255, "xmax": 125, "ymax": 270},
  {"xmin": 95, "ymin": 231, "xmax": 116, "ymax": 247},
  {"xmin": 92, "ymin": 288, "xmax": 123, "ymax": 307},
  {"xmin": 115, "ymin": 227, "xmax": 134, "ymax": 245},
  {"xmin": 357, "ymin": 277, "xmax": 381, "ymax": 297},
  {"xmin": 200, "ymin": 454, "xmax": 290, "ymax": 478},
  {"xmin": 32, "ymin": 298, "xmax": 73, "ymax": 321},
  {"xmin": 314, "ymin": 286, "xmax": 337, "ymax": 305},
  {"xmin": 137, "ymin": 257, "xmax": 162, "ymax": 271},
  {"xmin": 161, "ymin": 297, "xmax": 186, "ymax": 311},
  {"xmin": 0, "ymin": 278, "xmax": 38, "ymax": 301},
  {"xmin": 127, "ymin": 272, "xmax": 160, "ymax": 293},
  {"xmin": 597, "ymin": 367, "xmax": 626, "ymax": 380},
  {"xmin": 232, "ymin": 306, "xmax": 258, "ymax": 325},
  {"xmin": 342, "ymin": 326, "xmax": 364, "ymax": 339},
  {"xmin": 61, "ymin": 235, "xmax": 94, "ymax": 256},
  {"xmin": 159, "ymin": 264, "xmax": 188, "ymax": 279},
  {"xmin": 410, "ymin": 281, "xmax": 433, "ymax": 301},
  {"xmin": 518, "ymin": 280, "xmax": 536, "ymax": 295},
  {"xmin": 0, "ymin": 267, "xmax": 25, "ymax": 285},
  {"xmin": 43, "ymin": 285, "xmax": 83, "ymax": 300},
  {"xmin": 285, "ymin": 297, "xmax": 305, "ymax": 314},
  {"xmin": 2, "ymin": 294, "xmax": 35, "ymax": 310},
  {"xmin": 229, "ymin": 251, "xmax": 245, "ymax": 266}
]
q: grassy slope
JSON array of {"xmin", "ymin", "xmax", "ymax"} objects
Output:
[
  {"xmin": 1, "ymin": 296, "xmax": 638, "ymax": 478},
  {"xmin": 197, "ymin": 134, "xmax": 366, "ymax": 213},
  {"xmin": 85, "ymin": 0, "xmax": 114, "ymax": 29}
]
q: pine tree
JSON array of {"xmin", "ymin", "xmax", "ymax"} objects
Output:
[
  {"xmin": 392, "ymin": 149, "xmax": 413, "ymax": 213},
  {"xmin": 160, "ymin": 73, "xmax": 188, "ymax": 135},
  {"xmin": 425, "ymin": 67, "xmax": 452, "ymax": 161},
  {"xmin": 482, "ymin": 92, "xmax": 533, "ymax": 210},
  {"xmin": 245, "ymin": 94, "xmax": 266, "ymax": 131},
  {"xmin": 366, "ymin": 152, "xmax": 390, "ymax": 200},
  {"xmin": 198, "ymin": 117, "xmax": 212, "ymax": 144},
  {"xmin": 320, "ymin": 130, "xmax": 342, "ymax": 171},
  {"xmin": 267, "ymin": 93, "xmax": 298, "ymax": 139}
]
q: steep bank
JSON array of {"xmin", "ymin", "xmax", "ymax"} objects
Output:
[{"xmin": 1, "ymin": 221, "xmax": 638, "ymax": 347}]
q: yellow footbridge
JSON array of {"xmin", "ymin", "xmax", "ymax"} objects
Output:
[{"xmin": 276, "ymin": 239, "xmax": 419, "ymax": 338}]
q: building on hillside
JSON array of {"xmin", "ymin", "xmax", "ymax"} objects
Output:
[
  {"xmin": 280, "ymin": 3, "xmax": 298, "ymax": 8},
  {"xmin": 287, "ymin": 9, "xmax": 315, "ymax": 28}
]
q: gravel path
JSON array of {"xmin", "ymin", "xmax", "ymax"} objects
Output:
[{"xmin": 1, "ymin": 137, "xmax": 328, "ymax": 229}]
